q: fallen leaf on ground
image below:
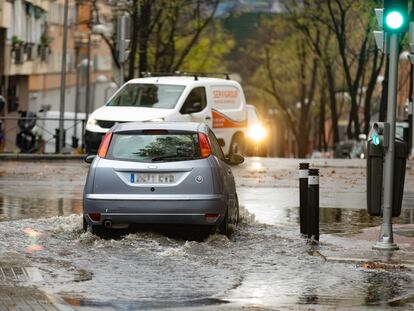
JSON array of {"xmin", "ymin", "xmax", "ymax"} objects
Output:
[{"xmin": 361, "ymin": 261, "xmax": 407, "ymax": 271}]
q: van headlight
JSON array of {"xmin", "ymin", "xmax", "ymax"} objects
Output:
[
  {"xmin": 87, "ymin": 117, "xmax": 97, "ymax": 126},
  {"xmin": 247, "ymin": 123, "xmax": 267, "ymax": 142},
  {"xmin": 149, "ymin": 118, "xmax": 164, "ymax": 122}
]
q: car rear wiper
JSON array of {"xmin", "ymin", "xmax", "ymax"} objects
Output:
[{"xmin": 150, "ymin": 154, "xmax": 193, "ymax": 162}]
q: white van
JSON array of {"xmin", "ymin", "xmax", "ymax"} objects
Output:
[{"xmin": 85, "ymin": 75, "xmax": 248, "ymax": 155}]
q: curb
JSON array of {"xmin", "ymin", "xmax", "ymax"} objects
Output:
[{"xmin": 0, "ymin": 153, "xmax": 86, "ymax": 161}]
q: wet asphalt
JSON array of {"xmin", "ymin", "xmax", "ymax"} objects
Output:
[{"xmin": 0, "ymin": 158, "xmax": 413, "ymax": 310}]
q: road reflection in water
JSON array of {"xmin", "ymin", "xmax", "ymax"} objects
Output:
[
  {"xmin": 0, "ymin": 162, "xmax": 414, "ymax": 309},
  {"xmin": 0, "ymin": 196, "xmax": 82, "ymax": 221}
]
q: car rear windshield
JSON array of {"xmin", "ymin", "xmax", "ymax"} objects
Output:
[
  {"xmin": 106, "ymin": 84, "xmax": 185, "ymax": 109},
  {"xmin": 106, "ymin": 132, "xmax": 201, "ymax": 163}
]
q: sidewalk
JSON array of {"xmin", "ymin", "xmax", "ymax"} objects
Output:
[
  {"xmin": 322, "ymin": 224, "xmax": 414, "ymax": 267},
  {"xmin": 0, "ymin": 153, "xmax": 85, "ymax": 161},
  {"xmin": 0, "ymin": 252, "xmax": 60, "ymax": 311},
  {"xmin": 320, "ymin": 224, "xmax": 414, "ymax": 307}
]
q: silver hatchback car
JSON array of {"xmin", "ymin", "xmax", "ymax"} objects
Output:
[{"xmin": 83, "ymin": 122, "xmax": 244, "ymax": 237}]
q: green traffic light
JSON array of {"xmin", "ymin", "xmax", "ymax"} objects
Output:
[
  {"xmin": 372, "ymin": 133, "xmax": 381, "ymax": 146},
  {"xmin": 385, "ymin": 11, "xmax": 404, "ymax": 29}
]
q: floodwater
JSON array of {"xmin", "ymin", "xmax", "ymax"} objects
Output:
[{"xmin": 0, "ymin": 158, "xmax": 413, "ymax": 310}]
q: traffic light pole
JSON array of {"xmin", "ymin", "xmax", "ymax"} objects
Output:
[{"xmin": 373, "ymin": 32, "xmax": 399, "ymax": 251}]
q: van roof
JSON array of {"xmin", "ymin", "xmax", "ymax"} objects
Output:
[
  {"xmin": 126, "ymin": 76, "xmax": 240, "ymax": 87},
  {"xmin": 112, "ymin": 121, "xmax": 209, "ymax": 133}
]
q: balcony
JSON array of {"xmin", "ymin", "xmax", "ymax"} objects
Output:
[{"xmin": 4, "ymin": 43, "xmax": 62, "ymax": 76}]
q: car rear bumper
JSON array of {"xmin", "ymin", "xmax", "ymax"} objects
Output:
[{"xmin": 83, "ymin": 194, "xmax": 226, "ymax": 226}]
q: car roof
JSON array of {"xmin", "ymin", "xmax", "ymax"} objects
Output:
[
  {"xmin": 126, "ymin": 76, "xmax": 240, "ymax": 87},
  {"xmin": 112, "ymin": 122, "xmax": 209, "ymax": 134}
]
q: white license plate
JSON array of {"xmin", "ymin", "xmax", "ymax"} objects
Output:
[{"xmin": 130, "ymin": 173, "xmax": 175, "ymax": 184}]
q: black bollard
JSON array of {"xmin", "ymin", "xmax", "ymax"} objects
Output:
[
  {"xmin": 55, "ymin": 128, "xmax": 66, "ymax": 154},
  {"xmin": 299, "ymin": 162, "xmax": 309, "ymax": 236},
  {"xmin": 308, "ymin": 168, "xmax": 319, "ymax": 242},
  {"xmin": 55, "ymin": 129, "xmax": 60, "ymax": 154}
]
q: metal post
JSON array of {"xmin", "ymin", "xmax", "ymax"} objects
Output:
[
  {"xmin": 117, "ymin": 15, "xmax": 128, "ymax": 85},
  {"xmin": 72, "ymin": 50, "xmax": 81, "ymax": 149},
  {"xmin": 409, "ymin": 65, "xmax": 413, "ymax": 155},
  {"xmin": 58, "ymin": 0, "xmax": 69, "ymax": 153},
  {"xmin": 120, "ymin": 64, "xmax": 124, "ymax": 85},
  {"xmin": 411, "ymin": 100, "xmax": 414, "ymax": 157},
  {"xmin": 299, "ymin": 162, "xmax": 309, "ymax": 236},
  {"xmin": 55, "ymin": 128, "xmax": 59, "ymax": 154},
  {"xmin": 408, "ymin": 48, "xmax": 413, "ymax": 153},
  {"xmin": 85, "ymin": 31, "xmax": 91, "ymax": 118},
  {"xmin": 308, "ymin": 168, "xmax": 319, "ymax": 242},
  {"xmin": 373, "ymin": 32, "xmax": 399, "ymax": 251},
  {"xmin": 81, "ymin": 119, "xmax": 85, "ymax": 149},
  {"xmin": 410, "ymin": 20, "xmax": 414, "ymax": 157},
  {"xmin": 410, "ymin": 11, "xmax": 414, "ymax": 158}
]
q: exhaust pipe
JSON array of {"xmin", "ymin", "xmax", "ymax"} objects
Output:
[{"xmin": 104, "ymin": 220, "xmax": 112, "ymax": 228}]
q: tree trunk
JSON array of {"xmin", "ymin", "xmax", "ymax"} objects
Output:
[
  {"xmin": 325, "ymin": 64, "xmax": 340, "ymax": 145},
  {"xmin": 296, "ymin": 118, "xmax": 309, "ymax": 158},
  {"xmin": 138, "ymin": 2, "xmax": 151, "ymax": 75},
  {"xmin": 319, "ymin": 87, "xmax": 327, "ymax": 151},
  {"xmin": 128, "ymin": 0, "xmax": 139, "ymax": 80},
  {"xmin": 297, "ymin": 136, "xmax": 308, "ymax": 158},
  {"xmin": 347, "ymin": 92, "xmax": 360, "ymax": 139},
  {"xmin": 364, "ymin": 50, "xmax": 383, "ymax": 134}
]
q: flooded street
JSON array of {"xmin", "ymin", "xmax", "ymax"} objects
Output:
[{"xmin": 0, "ymin": 158, "xmax": 414, "ymax": 310}]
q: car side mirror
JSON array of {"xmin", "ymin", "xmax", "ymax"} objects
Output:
[
  {"xmin": 226, "ymin": 153, "xmax": 244, "ymax": 165},
  {"xmin": 85, "ymin": 155, "xmax": 96, "ymax": 164},
  {"xmin": 217, "ymin": 138, "xmax": 225, "ymax": 147}
]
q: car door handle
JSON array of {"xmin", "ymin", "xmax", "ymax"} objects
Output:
[{"xmin": 205, "ymin": 116, "xmax": 212, "ymax": 120}]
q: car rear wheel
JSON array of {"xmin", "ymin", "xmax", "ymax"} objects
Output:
[
  {"xmin": 234, "ymin": 194, "xmax": 240, "ymax": 225},
  {"xmin": 83, "ymin": 217, "xmax": 88, "ymax": 232},
  {"xmin": 219, "ymin": 196, "xmax": 239, "ymax": 237},
  {"xmin": 219, "ymin": 210, "xmax": 230, "ymax": 237},
  {"xmin": 87, "ymin": 224, "xmax": 107, "ymax": 237}
]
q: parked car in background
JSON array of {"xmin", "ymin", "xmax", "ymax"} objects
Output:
[
  {"xmin": 334, "ymin": 134, "xmax": 367, "ymax": 159},
  {"xmin": 83, "ymin": 122, "xmax": 243, "ymax": 237},
  {"xmin": 85, "ymin": 74, "xmax": 248, "ymax": 156}
]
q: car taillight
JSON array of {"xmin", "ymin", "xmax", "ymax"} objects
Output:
[
  {"xmin": 88, "ymin": 213, "xmax": 101, "ymax": 221},
  {"xmin": 97, "ymin": 132, "xmax": 112, "ymax": 158},
  {"xmin": 198, "ymin": 132, "xmax": 211, "ymax": 158}
]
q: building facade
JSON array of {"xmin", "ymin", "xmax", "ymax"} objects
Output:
[{"xmin": 0, "ymin": 0, "xmax": 116, "ymax": 152}]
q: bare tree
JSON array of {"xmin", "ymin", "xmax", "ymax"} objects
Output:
[
  {"xmin": 247, "ymin": 21, "xmax": 319, "ymax": 158},
  {"xmin": 283, "ymin": 0, "xmax": 341, "ymax": 145},
  {"xmin": 323, "ymin": 0, "xmax": 384, "ymax": 139},
  {"xmin": 89, "ymin": 0, "xmax": 219, "ymax": 80}
]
